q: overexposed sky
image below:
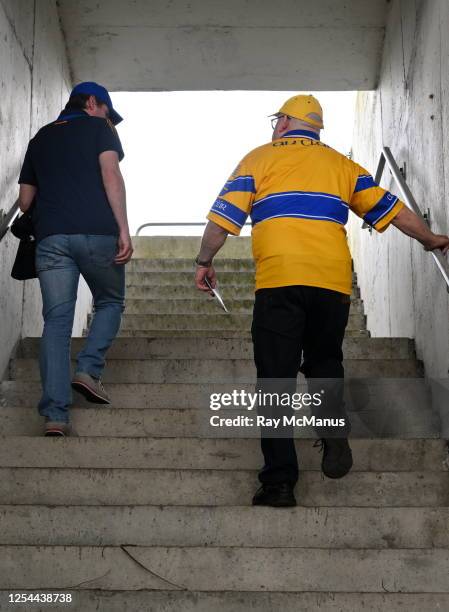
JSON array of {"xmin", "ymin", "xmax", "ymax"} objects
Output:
[{"xmin": 112, "ymin": 91, "xmax": 357, "ymax": 235}]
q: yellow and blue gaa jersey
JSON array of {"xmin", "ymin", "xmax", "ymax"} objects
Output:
[{"xmin": 207, "ymin": 129, "xmax": 404, "ymax": 294}]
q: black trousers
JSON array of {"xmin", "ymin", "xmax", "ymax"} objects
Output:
[{"xmin": 251, "ymin": 285, "xmax": 351, "ymax": 485}]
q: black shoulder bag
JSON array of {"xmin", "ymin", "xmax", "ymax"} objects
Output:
[{"xmin": 10, "ymin": 204, "xmax": 37, "ymax": 280}]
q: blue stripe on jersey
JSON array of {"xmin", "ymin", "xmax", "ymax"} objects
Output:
[
  {"xmin": 250, "ymin": 192, "xmax": 348, "ymax": 226},
  {"xmin": 219, "ymin": 175, "xmax": 256, "ymax": 196},
  {"xmin": 364, "ymin": 191, "xmax": 398, "ymax": 227},
  {"xmin": 210, "ymin": 198, "xmax": 248, "ymax": 228},
  {"xmin": 354, "ymin": 174, "xmax": 377, "ymax": 193}
]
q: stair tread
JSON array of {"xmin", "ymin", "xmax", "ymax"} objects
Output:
[
  {"xmin": 0, "ymin": 437, "xmax": 445, "ymax": 470},
  {"xmin": 0, "ymin": 468, "xmax": 447, "ymax": 507},
  {"xmin": 0, "ymin": 546, "xmax": 448, "ymax": 592},
  {"xmin": 1, "ymin": 504, "xmax": 449, "ymax": 549},
  {"xmin": 17, "ymin": 335, "xmax": 414, "ymax": 360},
  {"xmin": 0, "ymin": 406, "xmax": 440, "ymax": 438}
]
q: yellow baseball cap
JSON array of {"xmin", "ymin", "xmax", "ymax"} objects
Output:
[{"xmin": 271, "ymin": 94, "xmax": 324, "ymax": 129}]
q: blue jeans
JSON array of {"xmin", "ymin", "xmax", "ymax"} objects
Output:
[{"xmin": 35, "ymin": 234, "xmax": 125, "ymax": 423}]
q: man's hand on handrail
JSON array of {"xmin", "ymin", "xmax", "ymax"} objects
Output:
[
  {"xmin": 423, "ymin": 234, "xmax": 449, "ymax": 255},
  {"xmin": 391, "ymin": 206, "xmax": 449, "ymax": 255}
]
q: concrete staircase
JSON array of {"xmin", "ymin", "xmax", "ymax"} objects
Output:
[{"xmin": 0, "ymin": 236, "xmax": 448, "ymax": 611}]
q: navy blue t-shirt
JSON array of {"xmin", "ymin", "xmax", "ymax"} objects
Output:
[{"xmin": 18, "ymin": 110, "xmax": 124, "ymax": 242}]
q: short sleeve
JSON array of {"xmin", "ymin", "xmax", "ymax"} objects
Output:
[
  {"xmin": 206, "ymin": 157, "xmax": 256, "ymax": 235},
  {"xmin": 18, "ymin": 142, "xmax": 38, "ymax": 186},
  {"xmin": 97, "ymin": 119, "xmax": 124, "ymax": 161},
  {"xmin": 349, "ymin": 163, "xmax": 404, "ymax": 233}
]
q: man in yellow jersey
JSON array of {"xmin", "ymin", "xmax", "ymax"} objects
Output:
[{"xmin": 195, "ymin": 94, "xmax": 449, "ymax": 507}]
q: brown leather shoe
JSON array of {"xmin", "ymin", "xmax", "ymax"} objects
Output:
[
  {"xmin": 71, "ymin": 371, "xmax": 110, "ymax": 404},
  {"xmin": 44, "ymin": 421, "xmax": 71, "ymax": 437}
]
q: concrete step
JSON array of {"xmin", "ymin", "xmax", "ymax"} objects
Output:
[
  {"xmin": 113, "ymin": 312, "xmax": 366, "ymax": 331},
  {"xmin": 0, "ymin": 468, "xmax": 448, "ymax": 506},
  {"xmin": 124, "ymin": 284, "xmax": 361, "ymax": 299},
  {"xmin": 126, "ymin": 270, "xmax": 256, "ymax": 286},
  {"xmin": 122, "ymin": 297, "xmax": 365, "ymax": 315},
  {"xmin": 0, "ymin": 438, "xmax": 445, "ymax": 471},
  {"xmin": 0, "ymin": 379, "xmax": 433, "ymax": 410},
  {"xmin": 0, "ymin": 406, "xmax": 440, "ymax": 438},
  {"xmin": 17, "ymin": 336, "xmax": 415, "ymax": 360},
  {"xmin": 10, "ymin": 357, "xmax": 422, "ymax": 382},
  {"xmin": 128, "ymin": 256, "xmax": 358, "ymax": 274},
  {"xmin": 1, "ymin": 504, "xmax": 449, "ymax": 548},
  {"xmin": 1, "ymin": 546, "xmax": 449, "ymax": 592},
  {"xmin": 127, "ymin": 284, "xmax": 257, "ymax": 299},
  {"xmin": 129, "ymin": 258, "xmax": 255, "ymax": 272},
  {"xmin": 115, "ymin": 329, "xmax": 256, "ymax": 338},
  {"xmin": 125, "ymin": 271, "xmax": 360, "ymax": 287},
  {"xmin": 125, "ymin": 297, "xmax": 257, "ymax": 314},
  {"xmin": 0, "ymin": 590, "xmax": 445, "ymax": 612},
  {"xmin": 115, "ymin": 328, "xmax": 371, "ymax": 338},
  {"xmin": 128, "ymin": 257, "xmax": 358, "ymax": 271}
]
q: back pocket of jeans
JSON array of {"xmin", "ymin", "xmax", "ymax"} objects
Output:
[
  {"xmin": 87, "ymin": 235, "xmax": 118, "ymax": 267},
  {"xmin": 35, "ymin": 236, "xmax": 65, "ymax": 272}
]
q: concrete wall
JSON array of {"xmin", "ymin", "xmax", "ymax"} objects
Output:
[
  {"xmin": 0, "ymin": 0, "xmax": 91, "ymax": 378},
  {"xmin": 349, "ymin": 0, "xmax": 449, "ymax": 378}
]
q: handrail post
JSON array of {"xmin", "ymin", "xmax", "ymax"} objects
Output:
[
  {"xmin": 363, "ymin": 147, "xmax": 449, "ymax": 291},
  {"xmin": 374, "ymin": 151, "xmax": 386, "ymax": 184},
  {"xmin": 382, "ymin": 147, "xmax": 425, "ymax": 222}
]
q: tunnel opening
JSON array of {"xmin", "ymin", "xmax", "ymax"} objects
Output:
[{"xmin": 112, "ymin": 90, "xmax": 357, "ymax": 236}]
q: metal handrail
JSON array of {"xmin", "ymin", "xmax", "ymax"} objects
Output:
[
  {"xmin": 0, "ymin": 199, "xmax": 20, "ymax": 242},
  {"xmin": 136, "ymin": 221, "xmax": 251, "ymax": 236},
  {"xmin": 364, "ymin": 146, "xmax": 449, "ymax": 288}
]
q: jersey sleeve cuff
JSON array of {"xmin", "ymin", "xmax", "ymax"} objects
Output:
[
  {"xmin": 373, "ymin": 200, "xmax": 405, "ymax": 233},
  {"xmin": 207, "ymin": 212, "xmax": 241, "ymax": 235}
]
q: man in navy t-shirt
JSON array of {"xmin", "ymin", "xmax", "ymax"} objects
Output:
[{"xmin": 18, "ymin": 81, "xmax": 133, "ymax": 436}]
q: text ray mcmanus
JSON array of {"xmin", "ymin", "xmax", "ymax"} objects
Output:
[{"xmin": 210, "ymin": 415, "xmax": 346, "ymax": 428}]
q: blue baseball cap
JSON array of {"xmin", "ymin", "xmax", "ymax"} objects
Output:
[{"xmin": 70, "ymin": 81, "xmax": 123, "ymax": 125}]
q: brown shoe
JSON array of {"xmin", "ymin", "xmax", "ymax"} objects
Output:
[
  {"xmin": 44, "ymin": 421, "xmax": 71, "ymax": 437},
  {"xmin": 71, "ymin": 371, "xmax": 111, "ymax": 404}
]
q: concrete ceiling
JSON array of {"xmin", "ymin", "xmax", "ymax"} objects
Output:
[{"xmin": 57, "ymin": 0, "xmax": 389, "ymax": 91}]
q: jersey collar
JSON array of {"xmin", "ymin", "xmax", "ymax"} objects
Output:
[{"xmin": 283, "ymin": 129, "xmax": 320, "ymax": 141}]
